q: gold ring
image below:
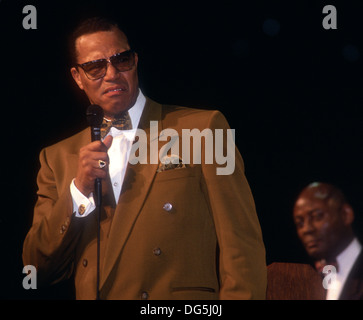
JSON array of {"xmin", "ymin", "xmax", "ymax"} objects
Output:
[{"xmin": 98, "ymin": 160, "xmax": 106, "ymax": 169}]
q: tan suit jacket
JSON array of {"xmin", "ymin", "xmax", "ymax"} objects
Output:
[{"xmin": 23, "ymin": 98, "xmax": 267, "ymax": 299}]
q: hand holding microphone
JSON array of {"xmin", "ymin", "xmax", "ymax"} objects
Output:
[{"xmin": 74, "ymin": 105, "xmax": 113, "ymax": 197}]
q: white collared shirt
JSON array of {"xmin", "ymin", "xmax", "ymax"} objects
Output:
[
  {"xmin": 70, "ymin": 90, "xmax": 146, "ymax": 217},
  {"xmin": 326, "ymin": 237, "xmax": 362, "ymax": 300}
]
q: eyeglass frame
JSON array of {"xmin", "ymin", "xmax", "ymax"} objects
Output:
[{"xmin": 75, "ymin": 49, "xmax": 136, "ymax": 80}]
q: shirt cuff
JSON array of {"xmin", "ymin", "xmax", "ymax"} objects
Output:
[{"xmin": 70, "ymin": 178, "xmax": 96, "ymax": 218}]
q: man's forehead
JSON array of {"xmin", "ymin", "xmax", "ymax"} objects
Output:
[
  {"xmin": 75, "ymin": 29, "xmax": 129, "ymax": 61},
  {"xmin": 295, "ymin": 197, "xmax": 317, "ymax": 209},
  {"xmin": 295, "ymin": 197, "xmax": 310, "ymax": 209},
  {"xmin": 295, "ymin": 184, "xmax": 331, "ymax": 206},
  {"xmin": 293, "ymin": 196, "xmax": 327, "ymax": 215}
]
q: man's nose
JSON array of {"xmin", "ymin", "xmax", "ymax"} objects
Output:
[
  {"xmin": 103, "ymin": 62, "xmax": 121, "ymax": 81},
  {"xmin": 301, "ymin": 219, "xmax": 315, "ymax": 235}
]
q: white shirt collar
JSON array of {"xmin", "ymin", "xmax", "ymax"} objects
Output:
[
  {"xmin": 128, "ymin": 89, "xmax": 146, "ymax": 130},
  {"xmin": 336, "ymin": 237, "xmax": 362, "ymax": 277},
  {"xmin": 326, "ymin": 237, "xmax": 362, "ymax": 300}
]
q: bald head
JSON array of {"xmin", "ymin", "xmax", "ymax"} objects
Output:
[
  {"xmin": 293, "ymin": 182, "xmax": 355, "ymax": 261},
  {"xmin": 295, "ymin": 182, "xmax": 346, "ymax": 212}
]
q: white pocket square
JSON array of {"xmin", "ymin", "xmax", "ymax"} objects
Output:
[{"xmin": 157, "ymin": 154, "xmax": 186, "ymax": 172}]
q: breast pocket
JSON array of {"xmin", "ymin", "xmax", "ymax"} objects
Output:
[{"xmin": 154, "ymin": 166, "xmax": 198, "ymax": 182}]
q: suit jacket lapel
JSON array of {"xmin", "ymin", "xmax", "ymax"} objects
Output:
[
  {"xmin": 339, "ymin": 250, "xmax": 363, "ymax": 300},
  {"xmin": 100, "ymin": 98, "xmax": 162, "ymax": 289}
]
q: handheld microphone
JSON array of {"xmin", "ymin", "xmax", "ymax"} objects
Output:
[
  {"xmin": 86, "ymin": 104, "xmax": 103, "ymax": 207},
  {"xmin": 86, "ymin": 104, "xmax": 104, "ymax": 142},
  {"xmin": 86, "ymin": 104, "xmax": 103, "ymax": 300}
]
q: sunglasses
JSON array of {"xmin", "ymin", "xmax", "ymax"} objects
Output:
[{"xmin": 76, "ymin": 50, "xmax": 136, "ymax": 80}]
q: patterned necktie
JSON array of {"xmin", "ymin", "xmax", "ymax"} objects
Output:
[{"xmin": 100, "ymin": 112, "xmax": 132, "ymax": 139}]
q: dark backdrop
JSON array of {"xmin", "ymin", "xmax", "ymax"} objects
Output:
[{"xmin": 1, "ymin": 0, "xmax": 363, "ymax": 299}]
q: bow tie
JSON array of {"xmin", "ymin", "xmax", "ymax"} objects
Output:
[{"xmin": 100, "ymin": 112, "xmax": 132, "ymax": 138}]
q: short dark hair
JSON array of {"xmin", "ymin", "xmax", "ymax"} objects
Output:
[{"xmin": 68, "ymin": 17, "xmax": 122, "ymax": 66}]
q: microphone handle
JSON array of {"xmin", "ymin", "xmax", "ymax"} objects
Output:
[
  {"xmin": 94, "ymin": 178, "xmax": 102, "ymax": 207},
  {"xmin": 90, "ymin": 126, "xmax": 102, "ymax": 207},
  {"xmin": 95, "ymin": 178, "xmax": 101, "ymax": 300},
  {"xmin": 86, "ymin": 105, "xmax": 104, "ymax": 300},
  {"xmin": 91, "ymin": 127, "xmax": 101, "ymax": 142},
  {"xmin": 91, "ymin": 126, "xmax": 102, "ymax": 300}
]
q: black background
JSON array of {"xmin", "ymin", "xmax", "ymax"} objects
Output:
[{"xmin": 1, "ymin": 0, "xmax": 363, "ymax": 299}]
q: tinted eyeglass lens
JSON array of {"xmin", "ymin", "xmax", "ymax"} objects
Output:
[
  {"xmin": 83, "ymin": 60, "xmax": 108, "ymax": 79},
  {"xmin": 111, "ymin": 51, "xmax": 135, "ymax": 71},
  {"xmin": 79, "ymin": 51, "xmax": 135, "ymax": 79}
]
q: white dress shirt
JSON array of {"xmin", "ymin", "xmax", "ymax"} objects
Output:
[
  {"xmin": 70, "ymin": 90, "xmax": 146, "ymax": 217},
  {"xmin": 326, "ymin": 237, "xmax": 362, "ymax": 300}
]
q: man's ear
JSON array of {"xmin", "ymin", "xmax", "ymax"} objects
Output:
[
  {"xmin": 71, "ymin": 67, "xmax": 84, "ymax": 90},
  {"xmin": 134, "ymin": 52, "xmax": 138, "ymax": 67},
  {"xmin": 341, "ymin": 203, "xmax": 354, "ymax": 226}
]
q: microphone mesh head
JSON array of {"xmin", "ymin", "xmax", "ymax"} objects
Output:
[{"xmin": 86, "ymin": 104, "xmax": 104, "ymax": 127}]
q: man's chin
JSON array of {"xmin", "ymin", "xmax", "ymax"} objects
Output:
[
  {"xmin": 102, "ymin": 94, "xmax": 138, "ymax": 117},
  {"xmin": 102, "ymin": 103, "xmax": 132, "ymax": 118}
]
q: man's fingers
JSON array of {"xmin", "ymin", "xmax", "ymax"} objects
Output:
[
  {"xmin": 82, "ymin": 165, "xmax": 108, "ymax": 180},
  {"xmin": 79, "ymin": 151, "xmax": 108, "ymax": 165},
  {"xmin": 90, "ymin": 151, "xmax": 109, "ymax": 162},
  {"xmin": 86, "ymin": 138, "xmax": 112, "ymax": 152},
  {"xmin": 80, "ymin": 135, "xmax": 113, "ymax": 153},
  {"xmin": 75, "ymin": 136, "xmax": 113, "ymax": 195},
  {"xmin": 92, "ymin": 167, "xmax": 108, "ymax": 179},
  {"xmin": 102, "ymin": 135, "xmax": 113, "ymax": 149}
]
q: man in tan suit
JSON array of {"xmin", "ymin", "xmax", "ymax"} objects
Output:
[{"xmin": 23, "ymin": 17, "xmax": 266, "ymax": 300}]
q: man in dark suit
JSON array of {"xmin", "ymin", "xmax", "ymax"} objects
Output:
[
  {"xmin": 22, "ymin": 17, "xmax": 266, "ymax": 299},
  {"xmin": 293, "ymin": 182, "xmax": 363, "ymax": 300}
]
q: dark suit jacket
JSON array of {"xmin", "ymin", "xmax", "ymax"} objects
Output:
[
  {"xmin": 23, "ymin": 98, "xmax": 267, "ymax": 300},
  {"xmin": 339, "ymin": 250, "xmax": 363, "ymax": 300}
]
